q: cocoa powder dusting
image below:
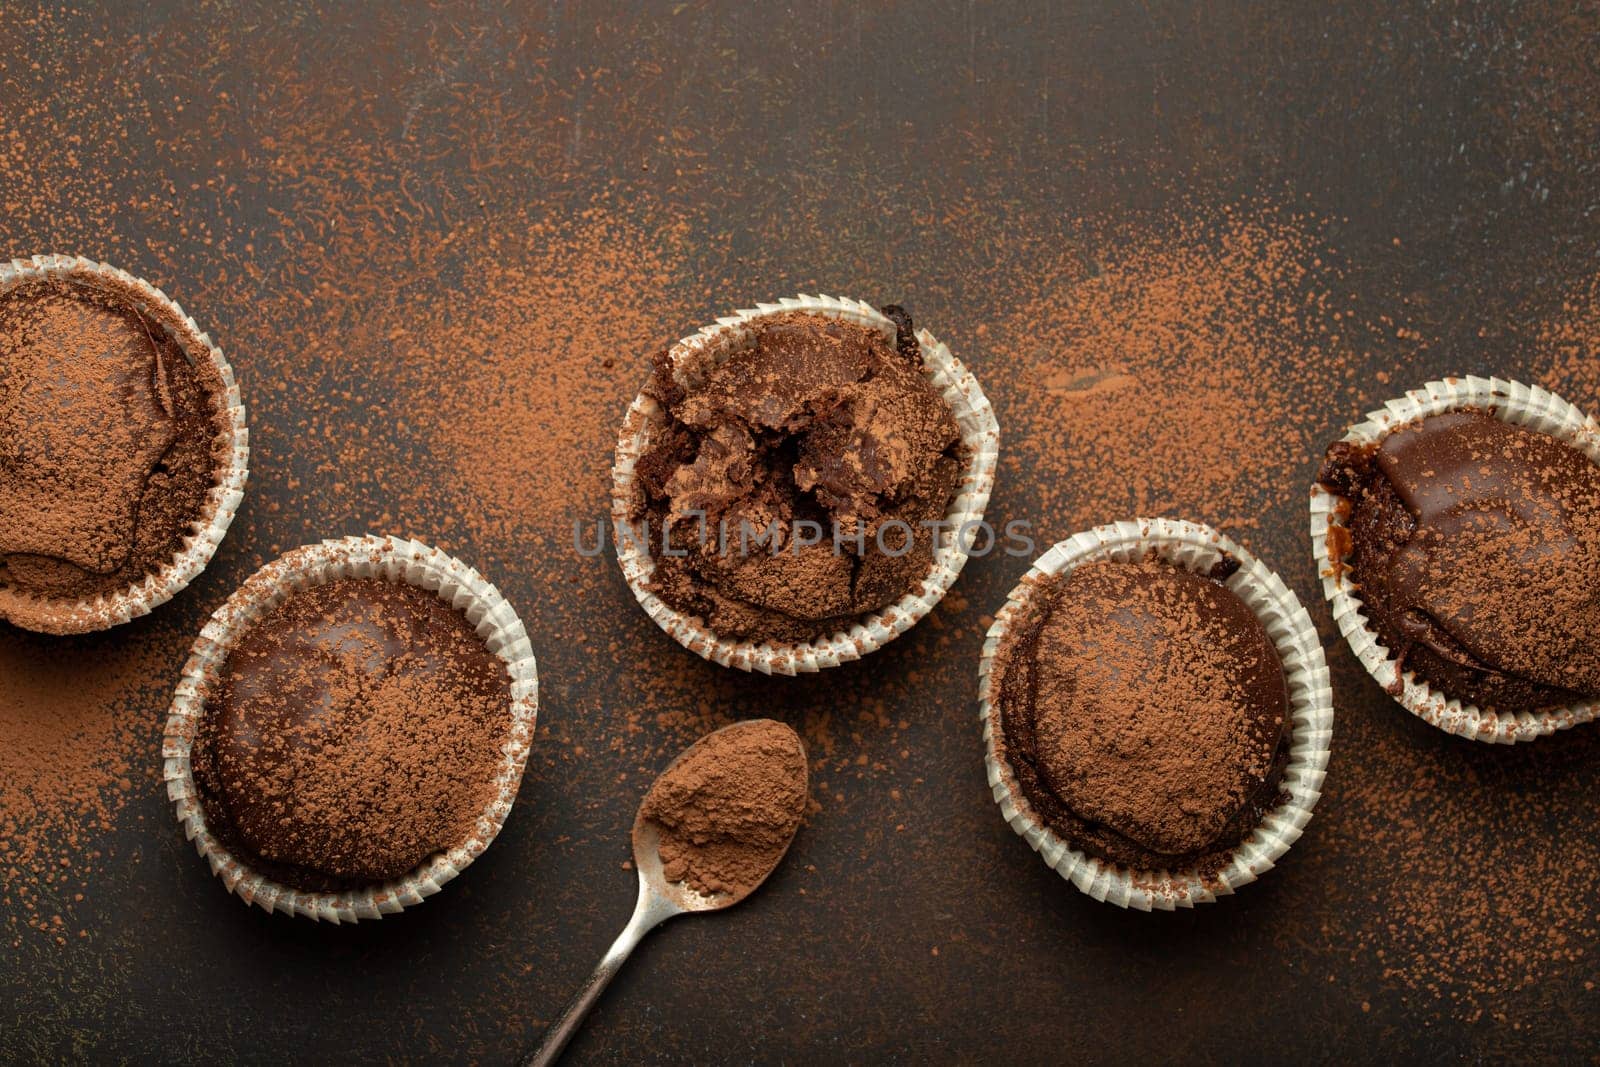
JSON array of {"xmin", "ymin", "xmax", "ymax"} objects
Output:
[
  {"xmin": 1535, "ymin": 272, "xmax": 1600, "ymax": 408},
  {"xmin": 191, "ymin": 577, "xmax": 513, "ymax": 891},
  {"xmin": 0, "ymin": 633, "xmax": 170, "ymax": 946},
  {"xmin": 0, "ymin": 276, "xmax": 224, "ymax": 604},
  {"xmin": 987, "ymin": 202, "xmax": 1384, "ymax": 538},
  {"xmin": 636, "ymin": 719, "xmax": 808, "ymax": 899},
  {"xmin": 1304, "ymin": 729, "xmax": 1600, "ymax": 1023},
  {"xmin": 993, "ymin": 557, "xmax": 1289, "ymax": 876},
  {"xmin": 1, "ymin": 3, "xmax": 1598, "ymax": 1046}
]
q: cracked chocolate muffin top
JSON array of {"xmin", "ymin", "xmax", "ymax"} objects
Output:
[
  {"xmin": 627, "ymin": 308, "xmax": 963, "ymax": 645},
  {"xmin": 1318, "ymin": 409, "xmax": 1600, "ymax": 714},
  {"xmin": 991, "ymin": 556, "xmax": 1290, "ymax": 877}
]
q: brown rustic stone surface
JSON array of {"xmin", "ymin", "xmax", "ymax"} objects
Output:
[{"xmin": 2, "ymin": 2, "xmax": 1598, "ymax": 1062}]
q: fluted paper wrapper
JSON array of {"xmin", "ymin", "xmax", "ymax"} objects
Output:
[
  {"xmin": 162, "ymin": 536, "xmax": 540, "ymax": 922},
  {"xmin": 1310, "ymin": 375, "xmax": 1600, "ymax": 743},
  {"xmin": 612, "ymin": 294, "xmax": 999, "ymax": 675},
  {"xmin": 0, "ymin": 254, "xmax": 249, "ymax": 634},
  {"xmin": 978, "ymin": 518, "xmax": 1334, "ymax": 911}
]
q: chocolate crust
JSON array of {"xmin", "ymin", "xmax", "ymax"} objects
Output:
[
  {"xmin": 1316, "ymin": 408, "xmax": 1600, "ymax": 714},
  {"xmin": 991, "ymin": 557, "xmax": 1291, "ymax": 879}
]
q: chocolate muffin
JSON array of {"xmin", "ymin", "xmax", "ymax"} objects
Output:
[
  {"xmin": 628, "ymin": 308, "xmax": 964, "ymax": 644},
  {"xmin": 190, "ymin": 577, "xmax": 514, "ymax": 893},
  {"xmin": 991, "ymin": 556, "xmax": 1290, "ymax": 876},
  {"xmin": 0, "ymin": 274, "xmax": 230, "ymax": 608},
  {"xmin": 1317, "ymin": 409, "xmax": 1600, "ymax": 714}
]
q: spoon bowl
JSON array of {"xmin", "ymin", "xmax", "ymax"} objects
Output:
[{"xmin": 629, "ymin": 820, "xmax": 730, "ymax": 914}]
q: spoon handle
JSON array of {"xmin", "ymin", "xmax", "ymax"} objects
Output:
[{"xmin": 524, "ymin": 886, "xmax": 676, "ymax": 1066}]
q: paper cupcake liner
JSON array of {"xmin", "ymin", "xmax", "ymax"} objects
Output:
[
  {"xmin": 161, "ymin": 535, "xmax": 540, "ymax": 922},
  {"xmin": 611, "ymin": 294, "xmax": 1000, "ymax": 675},
  {"xmin": 1309, "ymin": 375, "xmax": 1600, "ymax": 744},
  {"xmin": 978, "ymin": 518, "xmax": 1334, "ymax": 911},
  {"xmin": 0, "ymin": 254, "xmax": 249, "ymax": 634}
]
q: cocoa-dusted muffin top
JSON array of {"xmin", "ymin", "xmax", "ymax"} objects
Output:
[
  {"xmin": 191, "ymin": 577, "xmax": 513, "ymax": 893},
  {"xmin": 0, "ymin": 276, "xmax": 228, "ymax": 604},
  {"xmin": 1318, "ymin": 409, "xmax": 1600, "ymax": 713},
  {"xmin": 992, "ymin": 556, "xmax": 1290, "ymax": 876},
  {"xmin": 629, "ymin": 308, "xmax": 963, "ymax": 644}
]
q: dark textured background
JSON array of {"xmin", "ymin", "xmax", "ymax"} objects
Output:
[{"xmin": 4, "ymin": 2, "xmax": 1599, "ymax": 1063}]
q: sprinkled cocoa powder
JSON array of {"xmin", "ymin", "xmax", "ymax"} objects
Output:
[
  {"xmin": 1301, "ymin": 722, "xmax": 1600, "ymax": 1022},
  {"xmin": 0, "ymin": 630, "xmax": 171, "ymax": 946},
  {"xmin": 992, "ymin": 556, "xmax": 1289, "ymax": 876},
  {"xmin": 4, "ymin": 0, "xmax": 1600, "ymax": 1056},
  {"xmin": 1319, "ymin": 409, "xmax": 1600, "ymax": 712},
  {"xmin": 413, "ymin": 208, "xmax": 698, "ymax": 543},
  {"xmin": 190, "ymin": 576, "xmax": 512, "ymax": 891},
  {"xmin": 0, "ymin": 275, "xmax": 225, "ymax": 605},
  {"xmin": 985, "ymin": 203, "xmax": 1378, "ymax": 539},
  {"xmin": 1535, "ymin": 273, "xmax": 1600, "ymax": 407},
  {"xmin": 636, "ymin": 719, "xmax": 808, "ymax": 899}
]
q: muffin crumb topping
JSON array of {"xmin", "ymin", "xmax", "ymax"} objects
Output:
[{"xmin": 629, "ymin": 309, "xmax": 963, "ymax": 644}]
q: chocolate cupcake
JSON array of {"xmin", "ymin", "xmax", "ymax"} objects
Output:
[
  {"xmin": 1311, "ymin": 377, "xmax": 1600, "ymax": 742},
  {"xmin": 980, "ymin": 520, "xmax": 1332, "ymax": 910},
  {"xmin": 163, "ymin": 536, "xmax": 538, "ymax": 921},
  {"xmin": 614, "ymin": 295, "xmax": 998, "ymax": 674},
  {"xmin": 0, "ymin": 256, "xmax": 247, "ymax": 634}
]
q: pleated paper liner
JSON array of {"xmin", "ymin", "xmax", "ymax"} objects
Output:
[
  {"xmin": 1309, "ymin": 375, "xmax": 1600, "ymax": 743},
  {"xmin": 978, "ymin": 518, "xmax": 1334, "ymax": 911},
  {"xmin": 612, "ymin": 294, "xmax": 999, "ymax": 675},
  {"xmin": 0, "ymin": 254, "xmax": 249, "ymax": 634},
  {"xmin": 161, "ymin": 535, "xmax": 539, "ymax": 922}
]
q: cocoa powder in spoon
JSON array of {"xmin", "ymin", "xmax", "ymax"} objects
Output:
[{"xmin": 635, "ymin": 719, "xmax": 808, "ymax": 899}]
